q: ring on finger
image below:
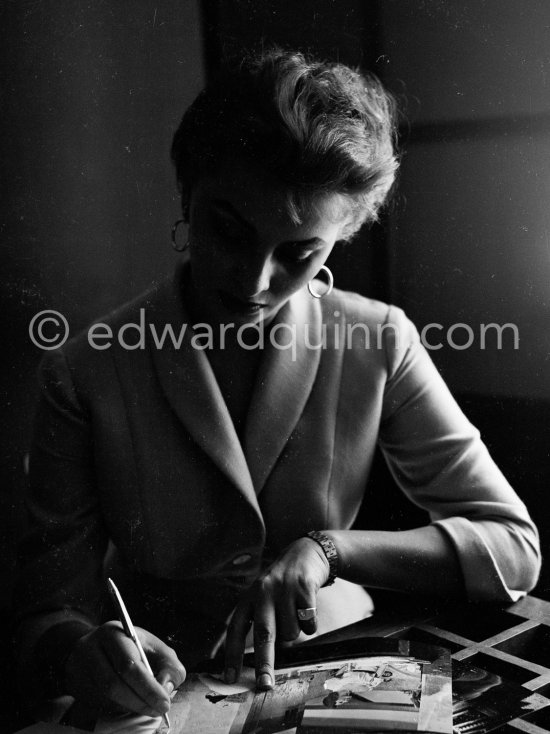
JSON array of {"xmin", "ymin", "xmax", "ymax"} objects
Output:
[{"xmin": 297, "ymin": 607, "xmax": 316, "ymax": 621}]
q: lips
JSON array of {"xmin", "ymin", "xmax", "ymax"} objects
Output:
[{"xmin": 218, "ymin": 290, "xmax": 268, "ymax": 315}]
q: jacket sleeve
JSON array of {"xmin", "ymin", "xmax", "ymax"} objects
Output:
[
  {"xmin": 13, "ymin": 347, "xmax": 108, "ymax": 702},
  {"xmin": 378, "ymin": 305, "xmax": 541, "ymax": 602}
]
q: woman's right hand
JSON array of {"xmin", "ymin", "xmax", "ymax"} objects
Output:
[{"xmin": 64, "ymin": 621, "xmax": 186, "ymax": 717}]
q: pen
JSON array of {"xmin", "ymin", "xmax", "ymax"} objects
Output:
[{"xmin": 107, "ymin": 577, "xmax": 170, "ymax": 730}]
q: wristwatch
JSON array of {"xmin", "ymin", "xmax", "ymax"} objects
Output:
[{"xmin": 306, "ymin": 530, "xmax": 338, "ymax": 586}]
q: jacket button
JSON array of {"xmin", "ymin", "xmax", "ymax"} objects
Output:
[{"xmin": 232, "ymin": 553, "xmax": 252, "ymax": 566}]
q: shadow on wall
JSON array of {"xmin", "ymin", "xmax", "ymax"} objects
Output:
[{"xmin": 1, "ymin": 0, "xmax": 205, "ymax": 610}]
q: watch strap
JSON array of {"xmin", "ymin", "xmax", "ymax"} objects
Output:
[{"xmin": 306, "ymin": 530, "xmax": 338, "ymax": 586}]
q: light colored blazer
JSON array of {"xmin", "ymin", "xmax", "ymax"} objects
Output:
[{"xmin": 15, "ymin": 262, "xmax": 540, "ymax": 688}]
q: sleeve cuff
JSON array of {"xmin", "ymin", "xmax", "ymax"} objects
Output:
[{"xmin": 433, "ymin": 517, "xmax": 525, "ymax": 603}]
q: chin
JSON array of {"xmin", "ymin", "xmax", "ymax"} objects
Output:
[{"xmin": 223, "ymin": 310, "xmax": 269, "ymax": 328}]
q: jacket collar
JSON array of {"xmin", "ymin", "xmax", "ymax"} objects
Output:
[
  {"xmin": 150, "ymin": 263, "xmax": 322, "ymax": 502},
  {"xmin": 244, "ymin": 287, "xmax": 322, "ymax": 492}
]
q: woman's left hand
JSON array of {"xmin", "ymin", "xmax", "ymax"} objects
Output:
[{"xmin": 224, "ymin": 536, "xmax": 330, "ymax": 691}]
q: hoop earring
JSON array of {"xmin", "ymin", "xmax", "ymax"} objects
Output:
[
  {"xmin": 171, "ymin": 219, "xmax": 189, "ymax": 252},
  {"xmin": 308, "ymin": 265, "xmax": 334, "ymax": 299}
]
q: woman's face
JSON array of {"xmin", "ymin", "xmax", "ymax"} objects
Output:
[{"xmin": 186, "ymin": 156, "xmax": 350, "ymax": 326}]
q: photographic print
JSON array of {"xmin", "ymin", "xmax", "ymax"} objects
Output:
[{"xmin": 160, "ymin": 647, "xmax": 453, "ymax": 734}]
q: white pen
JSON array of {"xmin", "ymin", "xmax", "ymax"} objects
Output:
[{"xmin": 107, "ymin": 577, "xmax": 170, "ymax": 730}]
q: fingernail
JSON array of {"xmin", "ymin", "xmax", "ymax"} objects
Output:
[
  {"xmin": 146, "ymin": 706, "xmax": 164, "ymax": 718},
  {"xmin": 257, "ymin": 673, "xmax": 273, "ymax": 690},
  {"xmin": 156, "ymin": 698, "xmax": 170, "ymax": 714},
  {"xmin": 225, "ymin": 667, "xmax": 236, "ymax": 684},
  {"xmin": 164, "ymin": 680, "xmax": 175, "ymax": 695}
]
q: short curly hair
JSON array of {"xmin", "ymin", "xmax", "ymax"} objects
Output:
[{"xmin": 171, "ymin": 49, "xmax": 399, "ymax": 240}]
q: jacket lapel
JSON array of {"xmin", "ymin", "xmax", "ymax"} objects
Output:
[
  {"xmin": 244, "ymin": 289, "xmax": 322, "ymax": 493},
  {"xmin": 149, "ymin": 266, "xmax": 260, "ymax": 516}
]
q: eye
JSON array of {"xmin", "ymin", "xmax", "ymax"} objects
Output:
[{"xmin": 279, "ymin": 246, "xmax": 317, "ymax": 265}]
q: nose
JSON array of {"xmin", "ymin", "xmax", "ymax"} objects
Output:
[{"xmin": 239, "ymin": 254, "xmax": 274, "ymax": 298}]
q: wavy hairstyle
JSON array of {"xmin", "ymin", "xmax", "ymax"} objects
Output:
[{"xmin": 171, "ymin": 49, "xmax": 399, "ymax": 239}]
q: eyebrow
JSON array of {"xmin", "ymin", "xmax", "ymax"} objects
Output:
[{"xmin": 210, "ymin": 198, "xmax": 327, "ymax": 248}]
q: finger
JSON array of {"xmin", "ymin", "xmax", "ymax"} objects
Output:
[
  {"xmin": 140, "ymin": 631, "xmax": 186, "ymax": 694},
  {"xmin": 295, "ymin": 586, "xmax": 318, "ymax": 637},
  {"xmin": 100, "ymin": 628, "xmax": 170, "ymax": 716},
  {"xmin": 253, "ymin": 598, "xmax": 276, "ymax": 690},
  {"xmin": 155, "ymin": 672, "xmax": 181, "ymax": 699},
  {"xmin": 72, "ymin": 642, "xmax": 161, "ymax": 718},
  {"xmin": 105, "ymin": 669, "xmax": 168, "ymax": 718},
  {"xmin": 225, "ymin": 600, "xmax": 253, "ymax": 684},
  {"xmin": 66, "ymin": 640, "xmax": 119, "ymax": 712},
  {"xmin": 277, "ymin": 592, "xmax": 301, "ymax": 642}
]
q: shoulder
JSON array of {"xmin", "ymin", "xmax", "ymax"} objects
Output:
[
  {"xmin": 321, "ymin": 288, "xmax": 405, "ymax": 323},
  {"xmin": 322, "ymin": 288, "xmax": 418, "ymax": 342},
  {"xmin": 316, "ymin": 288, "xmax": 423, "ymax": 379},
  {"xmin": 84, "ymin": 278, "xmax": 171, "ymax": 340},
  {"xmin": 322, "ymin": 287, "xmax": 387, "ymax": 322},
  {"xmin": 36, "ymin": 275, "xmax": 174, "ymax": 400},
  {"xmin": 57, "ymin": 276, "xmax": 172, "ymax": 358}
]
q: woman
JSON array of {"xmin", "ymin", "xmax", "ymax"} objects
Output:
[{"xmin": 14, "ymin": 49, "xmax": 540, "ymax": 721}]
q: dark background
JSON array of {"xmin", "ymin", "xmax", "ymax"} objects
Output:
[{"xmin": 2, "ymin": 1, "xmax": 549, "ymax": 730}]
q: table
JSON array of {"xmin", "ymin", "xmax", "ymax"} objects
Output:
[
  {"xmin": 18, "ymin": 592, "xmax": 550, "ymax": 734},
  {"xmin": 301, "ymin": 590, "xmax": 550, "ymax": 733}
]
